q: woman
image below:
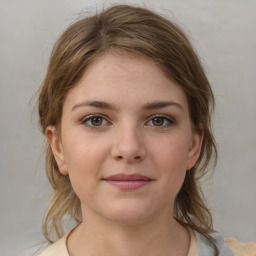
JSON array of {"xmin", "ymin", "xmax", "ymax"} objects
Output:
[{"xmin": 38, "ymin": 4, "xmax": 255, "ymax": 256}]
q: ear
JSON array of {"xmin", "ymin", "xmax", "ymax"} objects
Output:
[
  {"xmin": 186, "ymin": 126, "xmax": 204, "ymax": 170},
  {"xmin": 45, "ymin": 126, "xmax": 68, "ymax": 175}
]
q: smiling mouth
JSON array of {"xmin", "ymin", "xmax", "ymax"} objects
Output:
[{"xmin": 103, "ymin": 174, "xmax": 153, "ymax": 190}]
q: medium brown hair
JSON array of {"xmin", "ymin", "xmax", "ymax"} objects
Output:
[{"xmin": 38, "ymin": 4, "xmax": 217, "ymax": 247}]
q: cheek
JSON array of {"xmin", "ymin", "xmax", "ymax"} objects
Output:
[
  {"xmin": 151, "ymin": 136, "xmax": 190, "ymax": 192},
  {"xmin": 154, "ymin": 135, "xmax": 190, "ymax": 169},
  {"xmin": 63, "ymin": 140, "xmax": 109, "ymax": 200},
  {"xmin": 62, "ymin": 131, "xmax": 108, "ymax": 168},
  {"xmin": 61, "ymin": 135, "xmax": 110, "ymax": 198}
]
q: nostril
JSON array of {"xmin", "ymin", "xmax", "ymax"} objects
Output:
[
  {"xmin": 114, "ymin": 154, "xmax": 141, "ymax": 161},
  {"xmin": 111, "ymin": 142, "xmax": 146, "ymax": 162}
]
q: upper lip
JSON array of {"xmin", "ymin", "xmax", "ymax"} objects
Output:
[{"xmin": 103, "ymin": 174, "xmax": 152, "ymax": 181}]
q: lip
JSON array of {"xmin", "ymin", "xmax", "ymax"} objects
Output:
[{"xmin": 103, "ymin": 174, "xmax": 153, "ymax": 190}]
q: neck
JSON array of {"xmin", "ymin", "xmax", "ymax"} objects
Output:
[{"xmin": 67, "ymin": 209, "xmax": 190, "ymax": 256}]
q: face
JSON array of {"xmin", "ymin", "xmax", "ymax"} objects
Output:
[{"xmin": 47, "ymin": 53, "xmax": 203, "ymax": 225}]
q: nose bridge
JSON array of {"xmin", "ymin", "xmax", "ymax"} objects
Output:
[{"xmin": 112, "ymin": 120, "xmax": 146, "ymax": 161}]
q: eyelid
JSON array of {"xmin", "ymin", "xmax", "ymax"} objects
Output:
[
  {"xmin": 81, "ymin": 114, "xmax": 111, "ymax": 127},
  {"xmin": 80, "ymin": 113, "xmax": 175, "ymax": 128},
  {"xmin": 145, "ymin": 114, "xmax": 175, "ymax": 127}
]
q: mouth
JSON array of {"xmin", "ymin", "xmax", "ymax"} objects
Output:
[{"xmin": 103, "ymin": 174, "xmax": 153, "ymax": 190}]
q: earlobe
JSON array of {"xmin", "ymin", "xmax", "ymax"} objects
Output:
[
  {"xmin": 45, "ymin": 126, "xmax": 68, "ymax": 175},
  {"xmin": 186, "ymin": 127, "xmax": 204, "ymax": 170}
]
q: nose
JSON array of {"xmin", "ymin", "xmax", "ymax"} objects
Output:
[{"xmin": 111, "ymin": 124, "xmax": 146, "ymax": 163}]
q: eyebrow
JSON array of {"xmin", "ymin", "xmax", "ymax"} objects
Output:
[
  {"xmin": 72, "ymin": 100, "xmax": 117, "ymax": 111},
  {"xmin": 142, "ymin": 101, "xmax": 183, "ymax": 111},
  {"xmin": 71, "ymin": 100, "xmax": 183, "ymax": 112}
]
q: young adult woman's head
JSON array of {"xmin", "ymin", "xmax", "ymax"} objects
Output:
[{"xmin": 38, "ymin": 5, "xmax": 216, "ymax": 243}]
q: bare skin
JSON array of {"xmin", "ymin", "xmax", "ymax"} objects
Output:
[
  {"xmin": 47, "ymin": 53, "xmax": 202, "ymax": 256},
  {"xmin": 67, "ymin": 215, "xmax": 190, "ymax": 256}
]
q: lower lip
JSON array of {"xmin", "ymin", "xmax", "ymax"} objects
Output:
[{"xmin": 104, "ymin": 180, "xmax": 151, "ymax": 190}]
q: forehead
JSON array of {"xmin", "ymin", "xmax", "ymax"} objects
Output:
[{"xmin": 63, "ymin": 53, "xmax": 189, "ymax": 112}]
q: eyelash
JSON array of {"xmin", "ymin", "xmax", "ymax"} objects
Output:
[
  {"xmin": 146, "ymin": 114, "xmax": 175, "ymax": 128},
  {"xmin": 81, "ymin": 114, "xmax": 175, "ymax": 128},
  {"xmin": 81, "ymin": 114, "xmax": 110, "ymax": 128}
]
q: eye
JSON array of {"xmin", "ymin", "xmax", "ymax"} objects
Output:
[
  {"xmin": 146, "ymin": 115, "xmax": 174, "ymax": 127},
  {"xmin": 82, "ymin": 115, "xmax": 110, "ymax": 127}
]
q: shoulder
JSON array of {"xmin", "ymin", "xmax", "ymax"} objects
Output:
[
  {"xmin": 194, "ymin": 230, "xmax": 256, "ymax": 256},
  {"xmin": 225, "ymin": 238, "xmax": 256, "ymax": 256},
  {"xmin": 194, "ymin": 230, "xmax": 236, "ymax": 256},
  {"xmin": 39, "ymin": 233, "xmax": 69, "ymax": 256}
]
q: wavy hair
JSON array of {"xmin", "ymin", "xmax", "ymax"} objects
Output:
[{"xmin": 38, "ymin": 4, "xmax": 217, "ymax": 249}]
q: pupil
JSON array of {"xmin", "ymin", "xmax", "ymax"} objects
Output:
[
  {"xmin": 92, "ymin": 117, "xmax": 103, "ymax": 126},
  {"xmin": 153, "ymin": 117, "xmax": 163, "ymax": 126}
]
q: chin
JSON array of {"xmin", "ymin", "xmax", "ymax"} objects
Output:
[
  {"xmin": 98, "ymin": 201, "xmax": 157, "ymax": 226},
  {"xmin": 106, "ymin": 213, "xmax": 152, "ymax": 226}
]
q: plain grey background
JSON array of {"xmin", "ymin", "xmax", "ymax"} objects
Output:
[{"xmin": 0, "ymin": 0, "xmax": 255, "ymax": 255}]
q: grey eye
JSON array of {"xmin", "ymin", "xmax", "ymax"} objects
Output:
[
  {"xmin": 90, "ymin": 116, "xmax": 104, "ymax": 126},
  {"xmin": 152, "ymin": 117, "xmax": 165, "ymax": 126},
  {"xmin": 146, "ymin": 115, "xmax": 174, "ymax": 127},
  {"xmin": 82, "ymin": 115, "xmax": 109, "ymax": 127}
]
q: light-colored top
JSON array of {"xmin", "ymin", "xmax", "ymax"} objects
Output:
[
  {"xmin": 225, "ymin": 238, "xmax": 256, "ymax": 256},
  {"xmin": 39, "ymin": 228, "xmax": 256, "ymax": 256}
]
